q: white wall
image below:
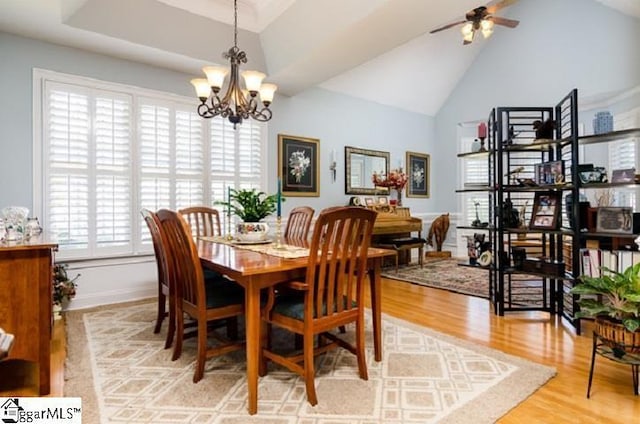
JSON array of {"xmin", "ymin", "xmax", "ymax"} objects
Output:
[{"xmin": 434, "ymin": 0, "xmax": 640, "ymax": 212}]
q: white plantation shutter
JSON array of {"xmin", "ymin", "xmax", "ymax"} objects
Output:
[
  {"xmin": 210, "ymin": 117, "xmax": 264, "ymax": 233},
  {"xmin": 609, "ymin": 109, "xmax": 639, "ymax": 208},
  {"xmin": 44, "ymin": 82, "xmax": 132, "ymax": 256},
  {"xmin": 38, "ymin": 70, "xmax": 268, "ymax": 260},
  {"xmin": 460, "ymin": 137, "xmax": 490, "ymax": 224}
]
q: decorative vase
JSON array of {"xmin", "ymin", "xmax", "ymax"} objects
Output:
[
  {"xmin": 390, "ymin": 188, "xmax": 403, "ymax": 207},
  {"xmin": 236, "ymin": 222, "xmax": 270, "ymax": 242},
  {"xmin": 1, "ymin": 206, "xmax": 29, "ymax": 241}
]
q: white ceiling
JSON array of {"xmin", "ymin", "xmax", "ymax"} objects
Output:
[{"xmin": 0, "ymin": 0, "xmax": 639, "ymax": 116}]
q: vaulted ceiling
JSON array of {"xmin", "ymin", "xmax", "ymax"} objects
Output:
[{"xmin": 0, "ymin": 0, "xmax": 639, "ymax": 115}]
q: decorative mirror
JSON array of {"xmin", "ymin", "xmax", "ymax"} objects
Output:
[{"xmin": 345, "ymin": 146, "xmax": 390, "ymax": 195}]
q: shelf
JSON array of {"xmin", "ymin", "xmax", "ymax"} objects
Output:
[
  {"xmin": 578, "ymin": 128, "xmax": 640, "ymax": 146},
  {"xmin": 580, "ymin": 231, "xmax": 638, "ymax": 238},
  {"xmin": 455, "ymin": 187, "xmax": 494, "ymax": 193},
  {"xmin": 501, "ymin": 137, "xmax": 572, "ymax": 152},
  {"xmin": 457, "ymin": 150, "xmax": 491, "ymax": 158},
  {"xmin": 504, "ymin": 267, "xmax": 574, "ymax": 281},
  {"xmin": 502, "ymin": 184, "xmax": 574, "ymax": 192},
  {"xmin": 504, "ymin": 227, "xmax": 575, "ymax": 236},
  {"xmin": 579, "ymin": 182, "xmax": 640, "ymax": 189},
  {"xmin": 457, "ymin": 225, "xmax": 494, "ymax": 230}
]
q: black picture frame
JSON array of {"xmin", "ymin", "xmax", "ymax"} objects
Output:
[
  {"xmin": 596, "ymin": 207, "xmax": 633, "ymax": 234},
  {"xmin": 529, "ymin": 191, "xmax": 562, "ymax": 230},
  {"xmin": 406, "ymin": 151, "xmax": 430, "ymax": 198},
  {"xmin": 278, "ymin": 134, "xmax": 319, "ymax": 197},
  {"xmin": 535, "ymin": 160, "xmax": 565, "ymax": 185}
]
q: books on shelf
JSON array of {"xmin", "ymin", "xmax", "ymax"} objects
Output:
[{"xmin": 579, "ymin": 248, "xmax": 640, "ymax": 277}]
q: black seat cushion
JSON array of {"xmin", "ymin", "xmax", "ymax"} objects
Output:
[{"xmin": 388, "ymin": 237, "xmax": 426, "ymax": 247}]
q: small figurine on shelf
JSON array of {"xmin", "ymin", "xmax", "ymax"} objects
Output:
[{"xmin": 471, "ymin": 200, "xmax": 482, "ymax": 227}]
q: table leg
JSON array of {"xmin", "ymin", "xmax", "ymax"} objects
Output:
[
  {"xmin": 245, "ymin": 281, "xmax": 261, "ymax": 415},
  {"xmin": 369, "ymin": 258, "xmax": 382, "ymax": 362}
]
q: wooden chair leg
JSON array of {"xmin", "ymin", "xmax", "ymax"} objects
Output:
[
  {"xmin": 356, "ymin": 313, "xmax": 368, "ymax": 380},
  {"xmin": 587, "ymin": 332, "xmax": 597, "ymax": 398},
  {"xmin": 154, "ymin": 290, "xmax": 165, "ymax": 334},
  {"xmin": 172, "ymin": 307, "xmax": 185, "ymax": 361},
  {"xmin": 395, "ymin": 251, "xmax": 399, "ymax": 274},
  {"xmin": 419, "ymin": 245, "xmax": 424, "ymax": 268},
  {"xmin": 304, "ymin": 332, "xmax": 318, "ymax": 406},
  {"xmin": 164, "ymin": 293, "xmax": 175, "ymax": 349},
  {"xmin": 193, "ymin": 319, "xmax": 206, "ymax": 383},
  {"xmin": 632, "ymin": 364, "xmax": 639, "ymax": 395}
]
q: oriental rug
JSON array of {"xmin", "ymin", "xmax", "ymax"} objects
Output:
[
  {"xmin": 382, "ymin": 258, "xmax": 548, "ymax": 307},
  {"xmin": 65, "ymin": 301, "xmax": 555, "ymax": 423}
]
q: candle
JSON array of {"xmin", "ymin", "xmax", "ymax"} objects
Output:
[
  {"xmin": 276, "ymin": 178, "xmax": 282, "ymax": 218},
  {"xmin": 478, "ymin": 122, "xmax": 487, "ymax": 139},
  {"xmin": 227, "ymin": 186, "xmax": 231, "ymax": 217}
]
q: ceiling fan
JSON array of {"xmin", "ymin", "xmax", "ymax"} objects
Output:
[{"xmin": 430, "ymin": 0, "xmax": 520, "ymax": 45}]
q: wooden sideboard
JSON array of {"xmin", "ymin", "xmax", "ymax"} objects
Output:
[{"xmin": 0, "ymin": 239, "xmax": 57, "ymax": 395}]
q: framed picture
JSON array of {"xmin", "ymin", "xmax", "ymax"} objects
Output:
[
  {"xmin": 535, "ymin": 160, "xmax": 564, "ymax": 185},
  {"xmin": 278, "ymin": 134, "xmax": 319, "ymax": 197},
  {"xmin": 611, "ymin": 168, "xmax": 635, "ymax": 183},
  {"xmin": 364, "ymin": 197, "xmax": 375, "ymax": 207},
  {"xmin": 529, "ymin": 191, "xmax": 561, "ymax": 230},
  {"xmin": 596, "ymin": 207, "xmax": 633, "ymax": 234},
  {"xmin": 406, "ymin": 151, "xmax": 430, "ymax": 198},
  {"xmin": 378, "ymin": 197, "xmax": 388, "ymax": 205}
]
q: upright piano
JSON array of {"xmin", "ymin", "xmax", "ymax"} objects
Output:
[{"xmin": 371, "ymin": 207, "xmax": 424, "ymax": 266}]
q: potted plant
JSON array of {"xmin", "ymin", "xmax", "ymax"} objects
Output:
[
  {"xmin": 53, "ymin": 263, "xmax": 80, "ymax": 319},
  {"xmin": 217, "ymin": 188, "xmax": 282, "ymax": 241},
  {"xmin": 570, "ymin": 263, "xmax": 640, "ymax": 355}
]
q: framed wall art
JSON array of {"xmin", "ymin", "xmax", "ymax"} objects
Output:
[
  {"xmin": 406, "ymin": 151, "xmax": 430, "ymax": 198},
  {"xmin": 529, "ymin": 191, "xmax": 562, "ymax": 230},
  {"xmin": 596, "ymin": 207, "xmax": 633, "ymax": 234},
  {"xmin": 278, "ymin": 134, "xmax": 319, "ymax": 197}
]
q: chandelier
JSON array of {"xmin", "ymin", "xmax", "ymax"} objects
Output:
[{"xmin": 191, "ymin": 0, "xmax": 277, "ymax": 128}]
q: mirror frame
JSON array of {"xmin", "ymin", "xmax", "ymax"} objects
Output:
[{"xmin": 345, "ymin": 146, "xmax": 390, "ymax": 195}]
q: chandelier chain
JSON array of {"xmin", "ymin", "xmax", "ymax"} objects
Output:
[{"xmin": 233, "ymin": 0, "xmax": 238, "ymax": 48}]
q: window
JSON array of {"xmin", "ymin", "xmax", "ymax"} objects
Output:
[
  {"xmin": 35, "ymin": 70, "xmax": 267, "ymax": 260},
  {"xmin": 608, "ymin": 108, "xmax": 640, "ymax": 208},
  {"xmin": 459, "ymin": 136, "xmax": 490, "ymax": 225}
]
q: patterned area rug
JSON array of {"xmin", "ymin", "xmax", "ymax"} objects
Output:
[
  {"xmin": 65, "ymin": 301, "xmax": 555, "ymax": 423},
  {"xmin": 382, "ymin": 258, "xmax": 490, "ymax": 299}
]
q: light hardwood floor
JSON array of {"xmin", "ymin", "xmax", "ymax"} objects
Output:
[{"xmin": 3, "ymin": 277, "xmax": 639, "ymax": 423}]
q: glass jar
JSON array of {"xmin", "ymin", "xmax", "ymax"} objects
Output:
[{"xmin": 24, "ymin": 217, "xmax": 43, "ymax": 238}]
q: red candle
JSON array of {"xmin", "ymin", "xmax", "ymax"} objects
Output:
[{"xmin": 478, "ymin": 122, "xmax": 487, "ymax": 139}]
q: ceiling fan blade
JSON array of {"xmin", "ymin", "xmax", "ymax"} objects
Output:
[
  {"xmin": 486, "ymin": 0, "xmax": 518, "ymax": 15},
  {"xmin": 430, "ymin": 19, "xmax": 467, "ymax": 34},
  {"xmin": 489, "ymin": 16, "xmax": 520, "ymax": 28}
]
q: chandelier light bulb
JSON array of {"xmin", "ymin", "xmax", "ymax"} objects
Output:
[
  {"xmin": 191, "ymin": 78, "xmax": 211, "ymax": 99},
  {"xmin": 259, "ymin": 83, "xmax": 277, "ymax": 104},
  {"xmin": 202, "ymin": 66, "xmax": 228, "ymax": 90},
  {"xmin": 481, "ymin": 19, "xmax": 494, "ymax": 38},
  {"xmin": 241, "ymin": 70, "xmax": 266, "ymax": 93},
  {"xmin": 461, "ymin": 22, "xmax": 473, "ymax": 36}
]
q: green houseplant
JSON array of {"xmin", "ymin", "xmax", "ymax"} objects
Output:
[
  {"xmin": 217, "ymin": 188, "xmax": 280, "ymax": 222},
  {"xmin": 570, "ymin": 263, "xmax": 640, "ymax": 333}
]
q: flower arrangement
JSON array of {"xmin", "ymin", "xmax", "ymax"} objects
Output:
[
  {"xmin": 53, "ymin": 263, "xmax": 80, "ymax": 306},
  {"xmin": 289, "ymin": 150, "xmax": 311, "ymax": 183},
  {"xmin": 372, "ymin": 169, "xmax": 408, "ymax": 190}
]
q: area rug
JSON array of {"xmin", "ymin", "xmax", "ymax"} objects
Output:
[
  {"xmin": 64, "ymin": 301, "xmax": 555, "ymax": 423},
  {"xmin": 382, "ymin": 258, "xmax": 491, "ymax": 299}
]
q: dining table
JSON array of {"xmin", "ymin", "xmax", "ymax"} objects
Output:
[{"xmin": 197, "ymin": 237, "xmax": 395, "ymax": 415}]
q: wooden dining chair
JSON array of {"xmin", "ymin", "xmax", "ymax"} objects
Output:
[
  {"xmin": 178, "ymin": 206, "xmax": 222, "ymax": 238},
  {"xmin": 260, "ymin": 206, "xmax": 377, "ymax": 405},
  {"xmin": 141, "ymin": 208, "xmax": 175, "ymax": 349},
  {"xmin": 156, "ymin": 209, "xmax": 245, "ymax": 383},
  {"xmin": 284, "ymin": 206, "xmax": 314, "ymax": 240}
]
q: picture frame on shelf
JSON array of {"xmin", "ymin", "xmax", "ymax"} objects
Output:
[
  {"xmin": 611, "ymin": 168, "xmax": 636, "ymax": 183},
  {"xmin": 535, "ymin": 160, "xmax": 564, "ymax": 185},
  {"xmin": 378, "ymin": 196, "xmax": 388, "ymax": 205},
  {"xmin": 406, "ymin": 151, "xmax": 430, "ymax": 198},
  {"xmin": 278, "ymin": 134, "xmax": 320, "ymax": 197},
  {"xmin": 364, "ymin": 197, "xmax": 375, "ymax": 207},
  {"xmin": 596, "ymin": 207, "xmax": 633, "ymax": 234},
  {"xmin": 529, "ymin": 191, "xmax": 562, "ymax": 230}
]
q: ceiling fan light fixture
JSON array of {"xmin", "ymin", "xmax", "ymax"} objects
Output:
[
  {"xmin": 461, "ymin": 22, "xmax": 474, "ymax": 36},
  {"xmin": 191, "ymin": 0, "xmax": 276, "ymax": 128},
  {"xmin": 480, "ymin": 19, "xmax": 494, "ymax": 38}
]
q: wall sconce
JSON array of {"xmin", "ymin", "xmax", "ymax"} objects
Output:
[{"xmin": 329, "ymin": 149, "xmax": 337, "ymax": 182}]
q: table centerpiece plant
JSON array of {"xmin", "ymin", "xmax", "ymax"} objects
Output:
[{"xmin": 216, "ymin": 188, "xmax": 283, "ymax": 241}]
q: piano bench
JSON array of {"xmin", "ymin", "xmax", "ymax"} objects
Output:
[{"xmin": 377, "ymin": 237, "xmax": 426, "ymax": 273}]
